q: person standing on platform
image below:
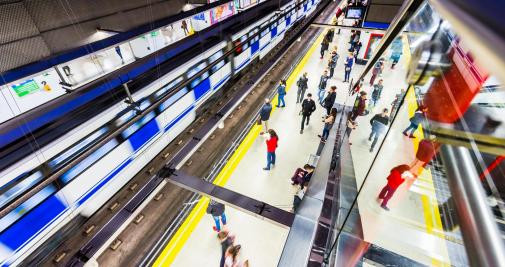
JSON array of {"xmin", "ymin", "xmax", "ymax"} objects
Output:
[
  {"xmin": 276, "ymin": 80, "xmax": 287, "ymax": 108},
  {"xmin": 323, "ymin": 86, "xmax": 337, "ymax": 115},
  {"xmin": 409, "ymin": 137, "xmax": 440, "ymax": 176},
  {"xmin": 206, "ymin": 200, "xmax": 227, "ymax": 232},
  {"xmin": 300, "ymin": 93, "xmax": 316, "ymax": 134},
  {"xmin": 259, "ymin": 98, "xmax": 272, "ymax": 135},
  {"xmin": 390, "ymin": 37, "xmax": 403, "ymax": 69},
  {"xmin": 263, "ymin": 129, "xmax": 279, "ymax": 170},
  {"xmin": 328, "ymin": 50, "xmax": 339, "ymax": 78},
  {"xmin": 318, "ymin": 108, "xmax": 337, "ymax": 142},
  {"xmin": 320, "ymin": 37, "xmax": 329, "ymax": 59},
  {"xmin": 378, "ymin": 164, "xmax": 413, "ymax": 211},
  {"xmin": 369, "ymin": 58, "xmax": 384, "ymax": 85},
  {"xmin": 354, "ymin": 41, "xmax": 363, "ymax": 59},
  {"xmin": 368, "ymin": 108, "xmax": 389, "ymax": 152},
  {"xmin": 350, "ymin": 91, "xmax": 367, "ymax": 121},
  {"xmin": 344, "ymin": 52, "xmax": 354, "ymax": 82},
  {"xmin": 296, "ymin": 73, "xmax": 309, "ymax": 103},
  {"xmin": 369, "ymin": 79, "xmax": 384, "ymax": 109},
  {"xmin": 318, "ymin": 70, "xmax": 329, "ymax": 104},
  {"xmin": 402, "ymin": 105, "xmax": 428, "ymax": 138}
]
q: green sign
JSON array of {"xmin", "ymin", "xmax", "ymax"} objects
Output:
[{"xmin": 11, "ymin": 79, "xmax": 40, "ymax": 97}]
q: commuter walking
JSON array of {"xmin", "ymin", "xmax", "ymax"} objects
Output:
[
  {"xmin": 368, "ymin": 108, "xmax": 389, "ymax": 152},
  {"xmin": 409, "ymin": 137, "xmax": 440, "ymax": 176},
  {"xmin": 369, "ymin": 58, "xmax": 384, "ymax": 85},
  {"xmin": 318, "ymin": 70, "xmax": 329, "ymax": 104},
  {"xmin": 263, "ymin": 129, "xmax": 279, "ymax": 170},
  {"xmin": 224, "ymin": 245, "xmax": 244, "ymax": 267},
  {"xmin": 369, "ymin": 79, "xmax": 384, "ymax": 108},
  {"xmin": 276, "ymin": 80, "xmax": 287, "ymax": 108},
  {"xmin": 296, "ymin": 73, "xmax": 309, "ymax": 103},
  {"xmin": 300, "ymin": 93, "xmax": 316, "ymax": 134},
  {"xmin": 402, "ymin": 105, "xmax": 428, "ymax": 138},
  {"xmin": 259, "ymin": 98, "xmax": 272, "ymax": 134},
  {"xmin": 344, "ymin": 53, "xmax": 354, "ymax": 82},
  {"xmin": 378, "ymin": 164, "xmax": 413, "ymax": 211},
  {"xmin": 320, "ymin": 38, "xmax": 329, "ymax": 59},
  {"xmin": 318, "ymin": 108, "xmax": 337, "ymax": 142},
  {"xmin": 218, "ymin": 230, "xmax": 235, "ymax": 267},
  {"xmin": 323, "ymin": 86, "xmax": 337, "ymax": 115},
  {"xmin": 328, "ymin": 50, "xmax": 339, "ymax": 78},
  {"xmin": 206, "ymin": 200, "xmax": 227, "ymax": 232},
  {"xmin": 350, "ymin": 91, "xmax": 367, "ymax": 121}
]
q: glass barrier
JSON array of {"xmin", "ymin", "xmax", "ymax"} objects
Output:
[{"xmin": 329, "ymin": 2, "xmax": 504, "ymax": 266}]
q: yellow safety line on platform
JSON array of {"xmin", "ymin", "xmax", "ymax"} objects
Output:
[
  {"xmin": 152, "ymin": 30, "xmax": 327, "ymax": 267},
  {"xmin": 402, "ymin": 35, "xmax": 450, "ymax": 267}
]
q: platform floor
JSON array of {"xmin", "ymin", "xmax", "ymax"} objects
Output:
[
  {"xmin": 161, "ymin": 18, "xmax": 349, "ymax": 267},
  {"xmin": 154, "ymin": 21, "xmax": 454, "ymax": 267}
]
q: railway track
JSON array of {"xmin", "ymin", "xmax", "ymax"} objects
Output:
[{"xmin": 24, "ymin": 1, "xmax": 338, "ymax": 266}]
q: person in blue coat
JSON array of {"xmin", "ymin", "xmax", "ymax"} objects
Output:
[
  {"xmin": 276, "ymin": 80, "xmax": 287, "ymax": 108},
  {"xmin": 259, "ymin": 98, "xmax": 272, "ymax": 134}
]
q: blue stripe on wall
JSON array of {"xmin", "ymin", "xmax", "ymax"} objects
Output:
[
  {"xmin": 0, "ymin": 195, "xmax": 66, "ymax": 251},
  {"xmin": 363, "ymin": 21, "xmax": 390, "ymax": 29},
  {"xmin": 128, "ymin": 119, "xmax": 160, "ymax": 151}
]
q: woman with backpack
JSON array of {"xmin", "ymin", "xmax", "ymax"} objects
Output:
[
  {"xmin": 402, "ymin": 105, "xmax": 428, "ymax": 138},
  {"xmin": 318, "ymin": 108, "xmax": 337, "ymax": 142}
]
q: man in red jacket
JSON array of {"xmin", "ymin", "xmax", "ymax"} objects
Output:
[{"xmin": 378, "ymin": 164, "xmax": 412, "ymax": 211}]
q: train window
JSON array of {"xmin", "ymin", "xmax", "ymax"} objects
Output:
[
  {"xmin": 209, "ymin": 50, "xmax": 224, "ymax": 64},
  {"xmin": 61, "ymin": 139, "xmax": 118, "ymax": 184},
  {"xmin": 159, "ymin": 87, "xmax": 188, "ymax": 112},
  {"xmin": 211, "ymin": 60, "xmax": 225, "ymax": 73},
  {"xmin": 234, "ymin": 40, "xmax": 243, "ymax": 54},
  {"xmin": 121, "ymin": 111, "xmax": 156, "ymax": 139},
  {"xmin": 0, "ymin": 184, "xmax": 56, "ymax": 232},
  {"xmin": 240, "ymin": 35, "xmax": 249, "ymax": 50},
  {"xmin": 115, "ymin": 109, "xmax": 137, "ymax": 126},
  {"xmin": 187, "ymin": 62, "xmax": 207, "ymax": 79},
  {"xmin": 0, "ymin": 171, "xmax": 43, "ymax": 209},
  {"xmin": 190, "ymin": 71, "xmax": 209, "ymax": 89},
  {"xmin": 260, "ymin": 27, "xmax": 269, "ymax": 37},
  {"xmin": 139, "ymin": 99, "xmax": 151, "ymax": 110},
  {"xmin": 155, "ymin": 76, "xmax": 184, "ymax": 99},
  {"xmin": 49, "ymin": 127, "xmax": 108, "ymax": 169}
]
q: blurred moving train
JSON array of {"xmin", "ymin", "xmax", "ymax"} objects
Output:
[{"xmin": 0, "ymin": 0, "xmax": 320, "ymax": 265}]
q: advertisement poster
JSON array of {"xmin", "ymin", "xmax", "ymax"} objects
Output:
[
  {"xmin": 364, "ymin": 33, "xmax": 383, "ymax": 59},
  {"xmin": 210, "ymin": 3, "xmax": 236, "ymax": 24},
  {"xmin": 11, "ymin": 79, "xmax": 40, "ymax": 97}
]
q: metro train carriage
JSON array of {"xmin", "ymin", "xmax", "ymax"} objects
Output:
[{"xmin": 0, "ymin": 0, "xmax": 320, "ymax": 265}]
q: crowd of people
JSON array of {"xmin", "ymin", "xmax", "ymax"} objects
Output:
[{"xmin": 202, "ymin": 5, "xmax": 434, "ymax": 264}]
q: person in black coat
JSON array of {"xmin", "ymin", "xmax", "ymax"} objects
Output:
[
  {"xmin": 300, "ymin": 93, "xmax": 316, "ymax": 134},
  {"xmin": 259, "ymin": 98, "xmax": 272, "ymax": 134},
  {"xmin": 323, "ymin": 86, "xmax": 337, "ymax": 115}
]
